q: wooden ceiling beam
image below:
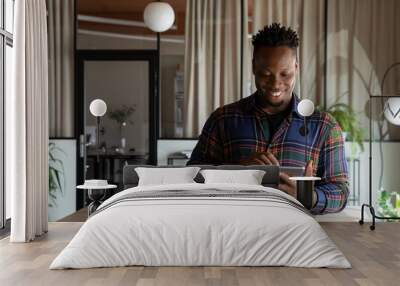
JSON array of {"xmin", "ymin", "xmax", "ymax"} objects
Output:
[
  {"xmin": 78, "ymin": 12, "xmax": 185, "ymax": 36},
  {"xmin": 78, "ymin": 0, "xmax": 187, "ymax": 14}
]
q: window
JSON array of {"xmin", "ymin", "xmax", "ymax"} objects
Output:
[{"xmin": 1, "ymin": 0, "xmax": 14, "ymax": 229}]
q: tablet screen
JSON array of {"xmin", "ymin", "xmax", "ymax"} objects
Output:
[{"xmin": 279, "ymin": 166, "xmax": 305, "ymax": 177}]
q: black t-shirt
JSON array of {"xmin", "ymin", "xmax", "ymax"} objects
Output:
[{"xmin": 260, "ymin": 104, "xmax": 291, "ymax": 142}]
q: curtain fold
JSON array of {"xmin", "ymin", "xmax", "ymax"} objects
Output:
[
  {"xmin": 326, "ymin": 0, "xmax": 400, "ymax": 139},
  {"xmin": 47, "ymin": 0, "xmax": 74, "ymax": 137},
  {"xmin": 8, "ymin": 0, "xmax": 49, "ymax": 242},
  {"xmin": 183, "ymin": 0, "xmax": 247, "ymax": 137}
]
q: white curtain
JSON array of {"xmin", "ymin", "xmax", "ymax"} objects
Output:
[
  {"xmin": 47, "ymin": 0, "xmax": 75, "ymax": 137},
  {"xmin": 7, "ymin": 0, "xmax": 49, "ymax": 242},
  {"xmin": 252, "ymin": 0, "xmax": 325, "ymax": 105},
  {"xmin": 183, "ymin": 0, "xmax": 248, "ymax": 137}
]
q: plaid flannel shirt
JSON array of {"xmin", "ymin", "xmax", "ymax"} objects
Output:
[{"xmin": 188, "ymin": 93, "xmax": 349, "ymax": 214}]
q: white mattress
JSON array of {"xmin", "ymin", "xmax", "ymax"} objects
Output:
[{"xmin": 50, "ymin": 183, "xmax": 351, "ymax": 269}]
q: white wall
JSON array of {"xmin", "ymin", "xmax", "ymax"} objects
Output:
[
  {"xmin": 48, "ymin": 139, "xmax": 77, "ymax": 222},
  {"xmin": 157, "ymin": 139, "xmax": 197, "ymax": 165}
]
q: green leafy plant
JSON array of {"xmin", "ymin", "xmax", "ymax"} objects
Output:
[
  {"xmin": 48, "ymin": 142, "xmax": 65, "ymax": 207},
  {"xmin": 377, "ymin": 189, "xmax": 400, "ymax": 219},
  {"xmin": 108, "ymin": 105, "xmax": 136, "ymax": 125},
  {"xmin": 317, "ymin": 100, "xmax": 365, "ymax": 152}
]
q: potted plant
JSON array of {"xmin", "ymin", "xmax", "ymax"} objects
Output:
[
  {"xmin": 108, "ymin": 105, "xmax": 136, "ymax": 127},
  {"xmin": 49, "ymin": 142, "xmax": 65, "ymax": 207},
  {"xmin": 317, "ymin": 100, "xmax": 365, "ymax": 153},
  {"xmin": 108, "ymin": 105, "xmax": 136, "ymax": 151},
  {"xmin": 377, "ymin": 188, "xmax": 400, "ymax": 219}
]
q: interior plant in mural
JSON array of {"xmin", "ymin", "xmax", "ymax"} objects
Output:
[
  {"xmin": 108, "ymin": 104, "xmax": 136, "ymax": 125},
  {"xmin": 108, "ymin": 105, "xmax": 136, "ymax": 150},
  {"xmin": 377, "ymin": 189, "xmax": 400, "ymax": 219},
  {"xmin": 49, "ymin": 142, "xmax": 65, "ymax": 207},
  {"xmin": 317, "ymin": 99, "xmax": 365, "ymax": 153}
]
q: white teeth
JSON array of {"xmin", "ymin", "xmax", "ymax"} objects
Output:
[{"xmin": 271, "ymin": 92, "xmax": 282, "ymax": 97}]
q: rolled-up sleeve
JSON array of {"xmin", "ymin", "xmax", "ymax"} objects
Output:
[{"xmin": 311, "ymin": 121, "xmax": 349, "ymax": 214}]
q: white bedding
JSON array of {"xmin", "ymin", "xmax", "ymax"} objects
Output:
[{"xmin": 50, "ymin": 183, "xmax": 351, "ymax": 269}]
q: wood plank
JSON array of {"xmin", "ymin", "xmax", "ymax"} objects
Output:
[
  {"xmin": 58, "ymin": 208, "xmax": 88, "ymax": 222},
  {"xmin": 0, "ymin": 222, "xmax": 399, "ymax": 286}
]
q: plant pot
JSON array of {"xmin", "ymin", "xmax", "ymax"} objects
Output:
[{"xmin": 342, "ymin": 132, "xmax": 348, "ymax": 142}]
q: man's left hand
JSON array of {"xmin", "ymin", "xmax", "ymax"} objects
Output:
[{"xmin": 278, "ymin": 160, "xmax": 314, "ymax": 200}]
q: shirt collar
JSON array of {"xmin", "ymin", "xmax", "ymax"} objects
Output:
[{"xmin": 247, "ymin": 91, "xmax": 303, "ymax": 118}]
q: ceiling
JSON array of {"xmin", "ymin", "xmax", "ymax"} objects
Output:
[
  {"xmin": 78, "ymin": 0, "xmax": 187, "ymax": 14},
  {"xmin": 77, "ymin": 0, "xmax": 253, "ymax": 36},
  {"xmin": 77, "ymin": 0, "xmax": 186, "ymax": 35}
]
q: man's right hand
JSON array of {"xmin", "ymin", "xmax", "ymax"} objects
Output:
[{"xmin": 239, "ymin": 152, "xmax": 280, "ymax": 166}]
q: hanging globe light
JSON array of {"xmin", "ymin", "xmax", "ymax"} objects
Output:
[{"xmin": 143, "ymin": 2, "xmax": 175, "ymax": 32}]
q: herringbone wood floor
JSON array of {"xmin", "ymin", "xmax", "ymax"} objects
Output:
[{"xmin": 0, "ymin": 222, "xmax": 399, "ymax": 286}]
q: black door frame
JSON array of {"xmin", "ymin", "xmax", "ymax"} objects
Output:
[{"xmin": 75, "ymin": 50, "xmax": 159, "ymax": 209}]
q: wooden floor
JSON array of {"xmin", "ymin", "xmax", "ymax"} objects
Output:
[
  {"xmin": 0, "ymin": 222, "xmax": 399, "ymax": 286},
  {"xmin": 57, "ymin": 207, "xmax": 88, "ymax": 222}
]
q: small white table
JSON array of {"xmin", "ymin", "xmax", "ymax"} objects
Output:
[{"xmin": 76, "ymin": 184, "xmax": 117, "ymax": 216}]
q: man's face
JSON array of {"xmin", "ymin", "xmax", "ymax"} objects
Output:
[{"xmin": 253, "ymin": 46, "xmax": 298, "ymax": 111}]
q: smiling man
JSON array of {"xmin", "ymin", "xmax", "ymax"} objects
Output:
[{"xmin": 187, "ymin": 23, "xmax": 349, "ymax": 214}]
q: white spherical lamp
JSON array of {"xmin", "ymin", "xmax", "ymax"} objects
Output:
[
  {"xmin": 143, "ymin": 2, "xmax": 175, "ymax": 32},
  {"xmin": 297, "ymin": 99, "xmax": 315, "ymax": 117},
  {"xmin": 384, "ymin": 97, "xmax": 400, "ymax": 126},
  {"xmin": 89, "ymin": 99, "xmax": 107, "ymax": 117}
]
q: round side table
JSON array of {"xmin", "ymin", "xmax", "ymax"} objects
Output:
[{"xmin": 76, "ymin": 184, "xmax": 117, "ymax": 216}]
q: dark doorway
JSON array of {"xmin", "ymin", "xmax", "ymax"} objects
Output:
[{"xmin": 75, "ymin": 50, "xmax": 159, "ymax": 209}]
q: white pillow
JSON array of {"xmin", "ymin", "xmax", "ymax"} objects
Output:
[
  {"xmin": 135, "ymin": 167, "xmax": 201, "ymax": 186},
  {"xmin": 200, "ymin": 169, "xmax": 266, "ymax": 185}
]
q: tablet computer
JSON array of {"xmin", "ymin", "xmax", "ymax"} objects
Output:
[{"xmin": 279, "ymin": 166, "xmax": 305, "ymax": 177}]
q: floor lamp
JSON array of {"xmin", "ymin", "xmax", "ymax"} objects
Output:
[
  {"xmin": 143, "ymin": 2, "xmax": 175, "ymax": 160},
  {"xmin": 291, "ymin": 99, "xmax": 321, "ymax": 210},
  {"xmin": 89, "ymin": 99, "xmax": 107, "ymax": 178},
  {"xmin": 359, "ymin": 63, "xmax": 400, "ymax": 230},
  {"xmin": 297, "ymin": 99, "xmax": 315, "ymax": 163}
]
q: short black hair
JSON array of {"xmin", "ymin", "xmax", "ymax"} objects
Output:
[{"xmin": 252, "ymin": 23, "xmax": 299, "ymax": 55}]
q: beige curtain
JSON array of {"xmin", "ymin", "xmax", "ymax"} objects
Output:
[
  {"xmin": 183, "ymin": 0, "xmax": 248, "ymax": 137},
  {"xmin": 8, "ymin": 0, "xmax": 49, "ymax": 242},
  {"xmin": 47, "ymin": 0, "xmax": 75, "ymax": 137},
  {"xmin": 252, "ymin": 0, "xmax": 325, "ymax": 105},
  {"xmin": 326, "ymin": 0, "xmax": 400, "ymax": 139}
]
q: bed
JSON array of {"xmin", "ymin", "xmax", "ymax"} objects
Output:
[{"xmin": 50, "ymin": 165, "xmax": 350, "ymax": 269}]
